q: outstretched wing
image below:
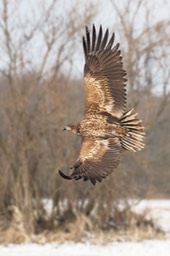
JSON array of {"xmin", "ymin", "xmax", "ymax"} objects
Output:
[
  {"xmin": 83, "ymin": 25, "xmax": 127, "ymax": 118},
  {"xmin": 59, "ymin": 137, "xmax": 121, "ymax": 185}
]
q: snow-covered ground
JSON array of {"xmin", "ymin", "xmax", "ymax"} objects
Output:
[
  {"xmin": 0, "ymin": 200, "xmax": 170, "ymax": 255},
  {"xmin": 0, "ymin": 241, "xmax": 170, "ymax": 256},
  {"xmin": 130, "ymin": 200, "xmax": 170, "ymax": 235}
]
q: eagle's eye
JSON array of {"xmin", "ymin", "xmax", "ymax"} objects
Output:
[{"xmin": 63, "ymin": 126, "xmax": 71, "ymax": 131}]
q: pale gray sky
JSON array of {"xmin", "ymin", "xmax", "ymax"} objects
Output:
[{"xmin": 0, "ymin": 0, "xmax": 169, "ymax": 94}]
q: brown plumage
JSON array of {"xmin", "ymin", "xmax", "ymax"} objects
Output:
[{"xmin": 59, "ymin": 25, "xmax": 145, "ymax": 185}]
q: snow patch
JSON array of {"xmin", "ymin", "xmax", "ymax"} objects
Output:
[{"xmin": 0, "ymin": 241, "xmax": 170, "ymax": 256}]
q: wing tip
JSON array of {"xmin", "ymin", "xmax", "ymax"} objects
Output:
[
  {"xmin": 83, "ymin": 24, "xmax": 117, "ymax": 55},
  {"xmin": 59, "ymin": 164, "xmax": 107, "ymax": 186},
  {"xmin": 59, "ymin": 170, "xmax": 103, "ymax": 185},
  {"xmin": 58, "ymin": 170, "xmax": 72, "ymax": 180}
]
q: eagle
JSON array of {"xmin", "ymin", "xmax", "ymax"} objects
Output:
[{"xmin": 59, "ymin": 25, "xmax": 145, "ymax": 185}]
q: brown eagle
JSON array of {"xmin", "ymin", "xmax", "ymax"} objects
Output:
[{"xmin": 59, "ymin": 25, "xmax": 145, "ymax": 185}]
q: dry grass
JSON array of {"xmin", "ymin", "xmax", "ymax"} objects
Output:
[
  {"xmin": 0, "ymin": 205, "xmax": 165, "ymax": 244},
  {"xmin": 0, "ymin": 206, "xmax": 30, "ymax": 244}
]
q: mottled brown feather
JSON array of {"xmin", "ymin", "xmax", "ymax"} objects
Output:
[
  {"xmin": 69, "ymin": 137, "xmax": 121, "ymax": 185},
  {"xmin": 83, "ymin": 25, "xmax": 127, "ymax": 118},
  {"xmin": 58, "ymin": 25, "xmax": 145, "ymax": 186}
]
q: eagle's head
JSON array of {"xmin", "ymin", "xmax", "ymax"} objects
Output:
[{"xmin": 63, "ymin": 124, "xmax": 80, "ymax": 135}]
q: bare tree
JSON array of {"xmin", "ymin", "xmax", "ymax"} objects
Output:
[
  {"xmin": 109, "ymin": 0, "xmax": 170, "ymax": 128},
  {"xmin": 108, "ymin": 0, "xmax": 170, "ymax": 199},
  {"xmin": 0, "ymin": 0, "xmax": 97, "ymax": 237}
]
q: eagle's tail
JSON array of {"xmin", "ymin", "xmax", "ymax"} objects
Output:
[{"xmin": 120, "ymin": 109, "xmax": 145, "ymax": 152}]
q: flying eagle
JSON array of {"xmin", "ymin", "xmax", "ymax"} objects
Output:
[{"xmin": 59, "ymin": 25, "xmax": 145, "ymax": 185}]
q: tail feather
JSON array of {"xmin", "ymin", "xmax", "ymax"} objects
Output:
[{"xmin": 120, "ymin": 109, "xmax": 145, "ymax": 152}]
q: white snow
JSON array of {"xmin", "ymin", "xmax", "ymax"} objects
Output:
[
  {"xmin": 0, "ymin": 200, "xmax": 170, "ymax": 255},
  {"xmin": 130, "ymin": 200, "xmax": 170, "ymax": 212},
  {"xmin": 0, "ymin": 241, "xmax": 170, "ymax": 256},
  {"xmin": 130, "ymin": 200, "xmax": 170, "ymax": 235}
]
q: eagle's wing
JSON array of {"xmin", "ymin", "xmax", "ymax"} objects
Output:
[
  {"xmin": 83, "ymin": 25, "xmax": 127, "ymax": 118},
  {"xmin": 59, "ymin": 137, "xmax": 121, "ymax": 185}
]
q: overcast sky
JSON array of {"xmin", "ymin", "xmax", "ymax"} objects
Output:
[{"xmin": 0, "ymin": 0, "xmax": 169, "ymax": 93}]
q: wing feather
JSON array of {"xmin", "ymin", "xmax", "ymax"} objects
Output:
[
  {"xmin": 92, "ymin": 25, "xmax": 96, "ymax": 51},
  {"xmin": 83, "ymin": 25, "xmax": 127, "ymax": 118},
  {"xmin": 96, "ymin": 25, "xmax": 103, "ymax": 50},
  {"xmin": 59, "ymin": 137, "xmax": 121, "ymax": 185}
]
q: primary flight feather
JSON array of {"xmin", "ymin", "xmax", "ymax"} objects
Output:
[{"xmin": 59, "ymin": 25, "xmax": 145, "ymax": 185}]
